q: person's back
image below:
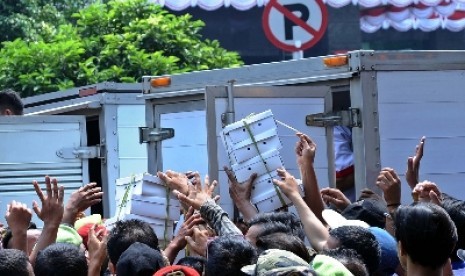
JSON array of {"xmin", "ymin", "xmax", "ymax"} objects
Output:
[
  {"xmin": 0, "ymin": 89, "xmax": 23, "ymax": 115},
  {"xmin": 395, "ymin": 202, "xmax": 458, "ymax": 276}
]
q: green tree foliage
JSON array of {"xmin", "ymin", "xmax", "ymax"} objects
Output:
[{"xmin": 0, "ymin": 0, "xmax": 242, "ymax": 96}]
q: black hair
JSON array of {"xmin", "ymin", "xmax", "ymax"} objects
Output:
[
  {"xmin": 2, "ymin": 222, "xmax": 39, "ymax": 249},
  {"xmin": 395, "ymin": 202, "xmax": 457, "ymax": 270},
  {"xmin": 0, "ymin": 249, "xmax": 31, "ymax": 276},
  {"xmin": 107, "ymin": 219, "xmax": 159, "ymax": 265},
  {"xmin": 321, "ymin": 247, "xmax": 369, "ymax": 276},
  {"xmin": 206, "ymin": 235, "xmax": 257, "ymax": 276},
  {"xmin": 256, "ymin": 232, "xmax": 312, "ymax": 262},
  {"xmin": 329, "ymin": 226, "xmax": 381, "ymax": 275},
  {"xmin": 34, "ymin": 243, "xmax": 87, "ymax": 276},
  {"xmin": 176, "ymin": 256, "xmax": 207, "ymax": 275},
  {"xmin": 249, "ymin": 212, "xmax": 305, "ymax": 241},
  {"xmin": 441, "ymin": 193, "xmax": 465, "ymax": 261},
  {"xmin": 0, "ymin": 89, "xmax": 23, "ymax": 115}
]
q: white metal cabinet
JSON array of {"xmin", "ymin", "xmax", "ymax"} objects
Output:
[{"xmin": 0, "ymin": 116, "xmax": 88, "ymax": 227}]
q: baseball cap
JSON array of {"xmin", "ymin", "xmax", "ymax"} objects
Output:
[
  {"xmin": 241, "ymin": 249, "xmax": 316, "ymax": 276},
  {"xmin": 322, "ymin": 209, "xmax": 370, "ymax": 229},
  {"xmin": 341, "ymin": 198, "xmax": 388, "ymax": 228},
  {"xmin": 311, "ymin": 254, "xmax": 354, "ymax": 276},
  {"xmin": 368, "ymin": 227, "xmax": 399, "ymax": 274}
]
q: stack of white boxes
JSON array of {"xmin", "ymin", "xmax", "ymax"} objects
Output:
[
  {"xmin": 107, "ymin": 173, "xmax": 180, "ymax": 247},
  {"xmin": 221, "ymin": 110, "xmax": 303, "ymax": 213}
]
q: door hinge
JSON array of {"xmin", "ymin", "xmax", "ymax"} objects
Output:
[
  {"xmin": 139, "ymin": 127, "xmax": 175, "ymax": 143},
  {"xmin": 306, "ymin": 108, "xmax": 361, "ymax": 127},
  {"xmin": 57, "ymin": 145, "xmax": 105, "ymax": 160}
]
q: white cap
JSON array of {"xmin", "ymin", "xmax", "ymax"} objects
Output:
[{"xmin": 322, "ymin": 209, "xmax": 370, "ymax": 229}]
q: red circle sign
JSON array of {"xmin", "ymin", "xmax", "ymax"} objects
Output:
[{"xmin": 262, "ymin": 0, "xmax": 328, "ymax": 52}]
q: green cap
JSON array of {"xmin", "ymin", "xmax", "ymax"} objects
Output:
[
  {"xmin": 241, "ymin": 249, "xmax": 315, "ymax": 276},
  {"xmin": 311, "ymin": 254, "xmax": 353, "ymax": 276}
]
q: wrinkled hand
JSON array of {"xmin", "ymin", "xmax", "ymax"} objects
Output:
[
  {"xmin": 5, "ymin": 201, "xmax": 32, "ymax": 234},
  {"xmin": 158, "ymin": 170, "xmax": 190, "ymax": 196},
  {"xmin": 177, "ymin": 175, "xmax": 218, "ymax": 210},
  {"xmin": 412, "ymin": 180, "xmax": 442, "ymax": 205},
  {"xmin": 273, "ymin": 168, "xmax": 301, "ymax": 200},
  {"xmin": 87, "ymin": 224, "xmax": 108, "ymax": 267},
  {"xmin": 226, "ymin": 166, "xmax": 257, "ymax": 205},
  {"xmin": 295, "ymin": 133, "xmax": 317, "ymax": 167},
  {"xmin": 171, "ymin": 207, "xmax": 205, "ymax": 250},
  {"xmin": 32, "ymin": 176, "xmax": 64, "ymax": 226},
  {"xmin": 320, "ymin": 188, "xmax": 351, "ymax": 211},
  {"xmin": 406, "ymin": 136, "xmax": 425, "ymax": 190},
  {"xmin": 185, "ymin": 227, "xmax": 209, "ymax": 257},
  {"xmin": 376, "ymin": 168, "xmax": 401, "ymax": 206}
]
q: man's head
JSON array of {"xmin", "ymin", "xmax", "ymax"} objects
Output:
[
  {"xmin": 34, "ymin": 243, "xmax": 87, "ymax": 276},
  {"xmin": 249, "ymin": 212, "xmax": 305, "ymax": 241},
  {"xmin": 206, "ymin": 235, "xmax": 257, "ymax": 276},
  {"xmin": 341, "ymin": 198, "xmax": 388, "ymax": 228},
  {"xmin": 176, "ymin": 256, "xmax": 207, "ymax": 275},
  {"xmin": 327, "ymin": 225, "xmax": 381, "ymax": 275},
  {"xmin": 256, "ymin": 232, "xmax": 312, "ymax": 262},
  {"xmin": 116, "ymin": 242, "xmax": 166, "ymax": 276},
  {"xmin": 0, "ymin": 249, "xmax": 34, "ymax": 276},
  {"xmin": 395, "ymin": 202, "xmax": 457, "ymax": 270},
  {"xmin": 0, "ymin": 89, "xmax": 23, "ymax": 115},
  {"xmin": 441, "ymin": 193, "xmax": 465, "ymax": 262},
  {"xmin": 106, "ymin": 219, "xmax": 159, "ymax": 266}
]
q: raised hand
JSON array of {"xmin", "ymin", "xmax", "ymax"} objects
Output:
[
  {"xmin": 295, "ymin": 133, "xmax": 317, "ymax": 167},
  {"xmin": 5, "ymin": 201, "xmax": 32, "ymax": 253},
  {"xmin": 32, "ymin": 176, "xmax": 64, "ymax": 226},
  {"xmin": 158, "ymin": 170, "xmax": 190, "ymax": 196},
  {"xmin": 225, "ymin": 166, "xmax": 258, "ymax": 222},
  {"xmin": 376, "ymin": 168, "xmax": 401, "ymax": 207},
  {"xmin": 62, "ymin": 182, "xmax": 103, "ymax": 225},
  {"xmin": 273, "ymin": 168, "xmax": 301, "ymax": 200},
  {"xmin": 87, "ymin": 224, "xmax": 108, "ymax": 276},
  {"xmin": 320, "ymin": 188, "xmax": 351, "ymax": 211},
  {"xmin": 405, "ymin": 136, "xmax": 426, "ymax": 190},
  {"xmin": 177, "ymin": 175, "xmax": 218, "ymax": 210},
  {"xmin": 185, "ymin": 227, "xmax": 209, "ymax": 257},
  {"xmin": 412, "ymin": 180, "xmax": 442, "ymax": 205}
]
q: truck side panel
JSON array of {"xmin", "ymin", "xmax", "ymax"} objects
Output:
[{"xmin": 377, "ymin": 70, "xmax": 465, "ymax": 202}]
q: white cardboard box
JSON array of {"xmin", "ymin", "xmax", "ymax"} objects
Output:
[
  {"xmin": 130, "ymin": 194, "xmax": 180, "ymax": 221},
  {"xmin": 115, "ymin": 173, "xmax": 176, "ymax": 203},
  {"xmin": 222, "ymin": 110, "xmax": 278, "ymax": 145},
  {"xmin": 231, "ymin": 149, "xmax": 284, "ymax": 183},
  {"xmin": 225, "ymin": 128, "xmax": 282, "ymax": 164}
]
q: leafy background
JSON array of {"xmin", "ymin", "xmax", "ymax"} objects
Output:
[{"xmin": 0, "ymin": 0, "xmax": 243, "ymax": 96}]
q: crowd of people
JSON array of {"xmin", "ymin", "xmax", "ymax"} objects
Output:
[{"xmin": 0, "ymin": 88, "xmax": 464, "ymax": 276}]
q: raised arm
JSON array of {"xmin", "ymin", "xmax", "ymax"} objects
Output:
[
  {"xmin": 29, "ymin": 176, "xmax": 64, "ymax": 266},
  {"xmin": 224, "ymin": 166, "xmax": 258, "ymax": 223},
  {"xmin": 405, "ymin": 136, "xmax": 426, "ymax": 190},
  {"xmin": 5, "ymin": 201, "xmax": 32, "ymax": 253},
  {"xmin": 177, "ymin": 175, "xmax": 242, "ymax": 237},
  {"xmin": 296, "ymin": 133, "xmax": 326, "ymax": 223},
  {"xmin": 273, "ymin": 168, "xmax": 329, "ymax": 252},
  {"xmin": 62, "ymin": 182, "xmax": 103, "ymax": 225}
]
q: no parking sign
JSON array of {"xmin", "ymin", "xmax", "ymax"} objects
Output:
[{"xmin": 262, "ymin": 0, "xmax": 328, "ymax": 52}]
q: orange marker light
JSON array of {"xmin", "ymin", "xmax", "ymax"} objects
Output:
[
  {"xmin": 323, "ymin": 56, "xmax": 348, "ymax": 67},
  {"xmin": 150, "ymin": 76, "xmax": 171, "ymax": 88}
]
